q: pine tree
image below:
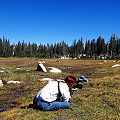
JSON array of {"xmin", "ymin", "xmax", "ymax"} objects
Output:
[
  {"xmin": 73, "ymin": 39, "xmax": 77, "ymax": 57},
  {"xmin": 109, "ymin": 34, "xmax": 117, "ymax": 57},
  {"xmin": 38, "ymin": 44, "xmax": 41, "ymax": 58},
  {"xmin": 25, "ymin": 42, "xmax": 32, "ymax": 57},
  {"xmin": 62, "ymin": 40, "xmax": 66, "ymax": 56},
  {"xmin": 0, "ymin": 38, "xmax": 3, "ymax": 57},
  {"xmin": 91, "ymin": 39, "xmax": 95, "ymax": 56},
  {"xmin": 10, "ymin": 45, "xmax": 13, "ymax": 57},
  {"xmin": 59, "ymin": 43, "xmax": 63, "ymax": 56},
  {"xmin": 15, "ymin": 41, "xmax": 22, "ymax": 57},
  {"xmin": 56, "ymin": 43, "xmax": 60, "ymax": 58},
  {"xmin": 66, "ymin": 44, "xmax": 69, "ymax": 57},
  {"xmin": 22, "ymin": 40, "xmax": 26, "ymax": 57},
  {"xmin": 80, "ymin": 37, "xmax": 84, "ymax": 54},
  {"xmin": 118, "ymin": 39, "xmax": 120, "ymax": 57},
  {"xmin": 97, "ymin": 36, "xmax": 102, "ymax": 56},
  {"xmin": 85, "ymin": 40, "xmax": 91, "ymax": 57},
  {"xmin": 49, "ymin": 44, "xmax": 54, "ymax": 58},
  {"xmin": 2, "ymin": 35, "xmax": 6, "ymax": 56},
  {"xmin": 53, "ymin": 43, "xmax": 57, "ymax": 58},
  {"xmin": 43, "ymin": 45, "xmax": 47, "ymax": 58},
  {"xmin": 47, "ymin": 44, "xmax": 50, "ymax": 58},
  {"xmin": 101, "ymin": 38, "xmax": 106, "ymax": 56},
  {"xmin": 32, "ymin": 42, "xmax": 37, "ymax": 57},
  {"xmin": 6, "ymin": 39, "xmax": 11, "ymax": 57}
]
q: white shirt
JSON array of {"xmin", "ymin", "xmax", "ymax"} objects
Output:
[{"xmin": 36, "ymin": 80, "xmax": 71, "ymax": 102}]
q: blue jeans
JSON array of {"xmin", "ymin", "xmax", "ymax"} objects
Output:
[{"xmin": 33, "ymin": 97, "xmax": 70, "ymax": 111}]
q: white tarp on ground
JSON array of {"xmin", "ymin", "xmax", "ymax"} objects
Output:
[
  {"xmin": 48, "ymin": 67, "xmax": 62, "ymax": 73},
  {"xmin": 112, "ymin": 64, "xmax": 120, "ymax": 67}
]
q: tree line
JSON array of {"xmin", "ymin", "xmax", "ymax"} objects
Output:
[{"xmin": 0, "ymin": 34, "xmax": 120, "ymax": 59}]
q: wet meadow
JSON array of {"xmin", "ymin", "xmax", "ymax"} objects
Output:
[{"xmin": 0, "ymin": 58, "xmax": 120, "ymax": 120}]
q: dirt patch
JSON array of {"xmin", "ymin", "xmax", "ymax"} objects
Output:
[
  {"xmin": 62, "ymin": 67, "xmax": 96, "ymax": 73},
  {"xmin": 0, "ymin": 85, "xmax": 34, "ymax": 112}
]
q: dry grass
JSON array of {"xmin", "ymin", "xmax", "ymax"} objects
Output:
[{"xmin": 0, "ymin": 58, "xmax": 120, "ymax": 120}]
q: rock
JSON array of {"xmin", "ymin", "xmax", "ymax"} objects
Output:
[
  {"xmin": 39, "ymin": 78, "xmax": 54, "ymax": 81},
  {"xmin": 48, "ymin": 67, "xmax": 62, "ymax": 73},
  {"xmin": 67, "ymin": 67, "xmax": 71, "ymax": 69},
  {"xmin": 37, "ymin": 63, "xmax": 47, "ymax": 72},
  {"xmin": 112, "ymin": 64, "xmax": 120, "ymax": 67},
  {"xmin": 31, "ymin": 75, "xmax": 44, "ymax": 78},
  {"xmin": 0, "ymin": 79, "xmax": 3, "ymax": 87},
  {"xmin": 7, "ymin": 80, "xmax": 21, "ymax": 84},
  {"xmin": 16, "ymin": 68, "xmax": 20, "ymax": 70},
  {"xmin": 1, "ymin": 67, "xmax": 5, "ymax": 70}
]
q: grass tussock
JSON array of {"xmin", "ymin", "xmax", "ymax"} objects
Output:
[{"xmin": 0, "ymin": 58, "xmax": 120, "ymax": 120}]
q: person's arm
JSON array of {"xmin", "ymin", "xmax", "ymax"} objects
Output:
[{"xmin": 60, "ymin": 83, "xmax": 71, "ymax": 102}]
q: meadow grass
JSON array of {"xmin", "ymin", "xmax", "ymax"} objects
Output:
[{"xmin": 0, "ymin": 58, "xmax": 120, "ymax": 120}]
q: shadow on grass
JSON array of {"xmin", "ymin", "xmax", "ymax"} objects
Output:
[
  {"xmin": 20, "ymin": 104, "xmax": 39, "ymax": 110},
  {"xmin": 20, "ymin": 104, "xmax": 50, "ymax": 111}
]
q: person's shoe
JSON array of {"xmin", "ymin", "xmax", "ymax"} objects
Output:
[{"xmin": 28, "ymin": 104, "xmax": 34, "ymax": 108}]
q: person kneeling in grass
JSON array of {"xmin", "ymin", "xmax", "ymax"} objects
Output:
[{"xmin": 33, "ymin": 75, "xmax": 76, "ymax": 111}]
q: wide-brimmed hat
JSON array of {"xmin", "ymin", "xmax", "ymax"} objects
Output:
[{"xmin": 78, "ymin": 76, "xmax": 88, "ymax": 83}]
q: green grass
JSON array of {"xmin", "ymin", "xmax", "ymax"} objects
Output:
[{"xmin": 0, "ymin": 58, "xmax": 120, "ymax": 120}]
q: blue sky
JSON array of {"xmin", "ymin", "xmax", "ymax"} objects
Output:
[{"xmin": 0, "ymin": 0, "xmax": 120, "ymax": 46}]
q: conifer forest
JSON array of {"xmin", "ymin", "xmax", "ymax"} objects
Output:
[{"xmin": 0, "ymin": 34, "xmax": 120, "ymax": 59}]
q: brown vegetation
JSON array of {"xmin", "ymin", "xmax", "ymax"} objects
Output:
[{"xmin": 0, "ymin": 58, "xmax": 120, "ymax": 119}]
